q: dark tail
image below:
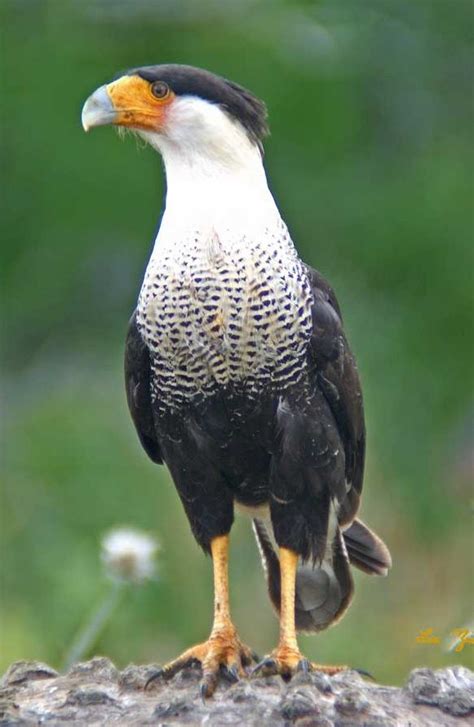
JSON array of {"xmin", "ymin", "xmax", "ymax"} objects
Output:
[
  {"xmin": 342, "ymin": 518, "xmax": 392, "ymax": 576},
  {"xmin": 253, "ymin": 516, "xmax": 391, "ymax": 634}
]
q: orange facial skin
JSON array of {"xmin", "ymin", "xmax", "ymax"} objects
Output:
[{"xmin": 105, "ymin": 75, "xmax": 175, "ymax": 131}]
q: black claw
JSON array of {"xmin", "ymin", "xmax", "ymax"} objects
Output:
[
  {"xmin": 241, "ymin": 650, "xmax": 259, "ymax": 668},
  {"xmin": 200, "ymin": 682, "xmax": 210, "ymax": 702},
  {"xmin": 355, "ymin": 667, "xmax": 375, "ymax": 681},
  {"xmin": 224, "ymin": 664, "xmax": 240, "ymax": 683},
  {"xmin": 145, "ymin": 669, "xmax": 164, "ymax": 690},
  {"xmin": 175, "ymin": 658, "xmax": 201, "ymax": 678},
  {"xmin": 296, "ymin": 659, "xmax": 311, "ymax": 674},
  {"xmin": 200, "ymin": 672, "xmax": 218, "ymax": 700},
  {"xmin": 252, "ymin": 657, "xmax": 278, "ymax": 678},
  {"xmin": 148, "ymin": 657, "xmax": 201, "ymax": 685}
]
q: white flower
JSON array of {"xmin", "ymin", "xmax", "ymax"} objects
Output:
[{"xmin": 101, "ymin": 527, "xmax": 159, "ymax": 584}]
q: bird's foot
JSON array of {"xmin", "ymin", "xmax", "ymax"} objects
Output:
[
  {"xmin": 252, "ymin": 644, "xmax": 348, "ymax": 681},
  {"xmin": 146, "ymin": 624, "xmax": 257, "ymax": 698}
]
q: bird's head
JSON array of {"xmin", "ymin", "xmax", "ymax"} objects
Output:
[{"xmin": 81, "ymin": 64, "xmax": 268, "ymax": 165}]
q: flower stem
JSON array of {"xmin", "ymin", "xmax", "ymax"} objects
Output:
[{"xmin": 63, "ymin": 580, "xmax": 126, "ymax": 671}]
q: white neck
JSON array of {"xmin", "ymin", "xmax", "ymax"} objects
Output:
[{"xmin": 139, "ymin": 96, "xmax": 281, "ymax": 248}]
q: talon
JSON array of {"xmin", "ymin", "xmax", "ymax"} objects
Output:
[
  {"xmin": 156, "ymin": 627, "xmax": 254, "ymax": 696},
  {"xmin": 297, "ymin": 659, "xmax": 311, "ymax": 674},
  {"xmin": 252, "ymin": 657, "xmax": 278, "ymax": 677},
  {"xmin": 252, "ymin": 647, "xmax": 349, "ymax": 681},
  {"xmin": 240, "ymin": 651, "xmax": 253, "ymax": 668},
  {"xmin": 355, "ymin": 667, "xmax": 375, "ymax": 680},
  {"xmin": 159, "ymin": 657, "xmax": 197, "ymax": 681},
  {"xmin": 144, "ymin": 669, "xmax": 164, "ymax": 690},
  {"xmin": 199, "ymin": 682, "xmax": 209, "ymax": 702},
  {"xmin": 263, "ymin": 657, "xmax": 277, "ymax": 669},
  {"xmin": 223, "ymin": 664, "xmax": 240, "ymax": 683},
  {"xmin": 240, "ymin": 654, "xmax": 251, "ymax": 668},
  {"xmin": 200, "ymin": 671, "xmax": 218, "ymax": 700}
]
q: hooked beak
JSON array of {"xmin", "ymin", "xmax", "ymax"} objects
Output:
[{"xmin": 81, "ymin": 85, "xmax": 116, "ymax": 132}]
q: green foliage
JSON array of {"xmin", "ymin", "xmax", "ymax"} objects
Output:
[{"xmin": 2, "ymin": 0, "xmax": 473, "ymax": 682}]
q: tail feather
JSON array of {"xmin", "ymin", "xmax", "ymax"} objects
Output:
[
  {"xmin": 253, "ymin": 514, "xmax": 391, "ymax": 633},
  {"xmin": 342, "ymin": 518, "xmax": 392, "ymax": 576},
  {"xmin": 253, "ymin": 517, "xmax": 354, "ymax": 633}
]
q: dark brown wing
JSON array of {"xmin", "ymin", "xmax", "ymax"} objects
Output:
[
  {"xmin": 124, "ymin": 311, "xmax": 162, "ymax": 464},
  {"xmin": 305, "ymin": 264, "xmax": 365, "ymax": 525}
]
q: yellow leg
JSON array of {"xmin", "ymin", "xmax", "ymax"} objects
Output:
[
  {"xmin": 253, "ymin": 547, "xmax": 347, "ymax": 679},
  {"xmin": 276, "ymin": 548, "xmax": 301, "ymax": 669},
  {"xmin": 210, "ymin": 534, "xmax": 232, "ymax": 633},
  {"xmin": 147, "ymin": 534, "xmax": 255, "ymax": 697}
]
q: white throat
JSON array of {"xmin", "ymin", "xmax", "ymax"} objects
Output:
[{"xmin": 139, "ymin": 96, "xmax": 281, "ymax": 249}]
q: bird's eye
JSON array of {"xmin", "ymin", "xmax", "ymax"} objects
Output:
[{"xmin": 151, "ymin": 81, "xmax": 170, "ymax": 100}]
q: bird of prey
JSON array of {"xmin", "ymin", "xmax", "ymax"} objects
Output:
[{"xmin": 82, "ymin": 64, "xmax": 391, "ymax": 697}]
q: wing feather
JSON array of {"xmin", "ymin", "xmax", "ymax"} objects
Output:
[
  {"xmin": 124, "ymin": 312, "xmax": 163, "ymax": 464},
  {"xmin": 305, "ymin": 265, "xmax": 365, "ymax": 525}
]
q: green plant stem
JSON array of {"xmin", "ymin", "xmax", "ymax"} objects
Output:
[{"xmin": 63, "ymin": 580, "xmax": 127, "ymax": 672}]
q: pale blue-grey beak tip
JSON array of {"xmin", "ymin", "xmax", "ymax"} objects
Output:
[{"xmin": 81, "ymin": 85, "xmax": 117, "ymax": 132}]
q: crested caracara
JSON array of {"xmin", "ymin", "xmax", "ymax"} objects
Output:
[{"xmin": 82, "ymin": 64, "xmax": 391, "ymax": 697}]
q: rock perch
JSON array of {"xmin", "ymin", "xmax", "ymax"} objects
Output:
[{"xmin": 1, "ymin": 657, "xmax": 473, "ymax": 725}]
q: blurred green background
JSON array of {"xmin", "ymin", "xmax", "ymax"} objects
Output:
[{"xmin": 2, "ymin": 0, "xmax": 473, "ymax": 684}]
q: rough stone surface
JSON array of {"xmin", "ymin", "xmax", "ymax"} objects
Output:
[{"xmin": 0, "ymin": 657, "xmax": 472, "ymax": 726}]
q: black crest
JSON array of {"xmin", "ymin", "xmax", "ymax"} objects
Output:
[{"xmin": 125, "ymin": 64, "xmax": 269, "ymax": 147}]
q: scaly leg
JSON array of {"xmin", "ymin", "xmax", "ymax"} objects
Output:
[
  {"xmin": 253, "ymin": 547, "xmax": 347, "ymax": 679},
  {"xmin": 147, "ymin": 534, "xmax": 255, "ymax": 697}
]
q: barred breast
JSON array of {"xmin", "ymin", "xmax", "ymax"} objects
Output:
[{"xmin": 137, "ymin": 219, "xmax": 313, "ymax": 410}]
